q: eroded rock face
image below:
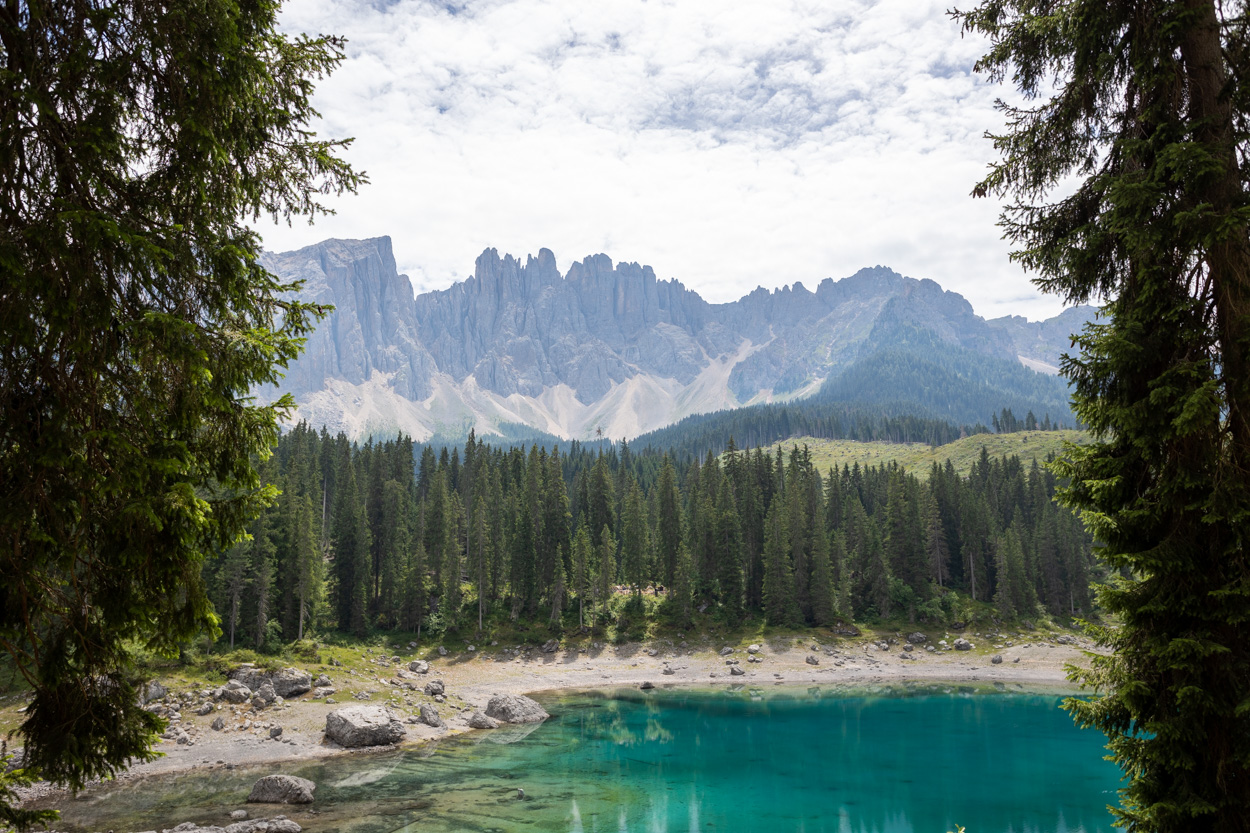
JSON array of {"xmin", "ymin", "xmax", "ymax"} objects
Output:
[
  {"xmin": 325, "ymin": 706, "xmax": 406, "ymax": 747},
  {"xmin": 247, "ymin": 774, "xmax": 316, "ymax": 804},
  {"xmin": 484, "ymin": 694, "xmax": 550, "ymax": 724},
  {"xmin": 261, "ymin": 238, "xmax": 1076, "ymax": 442}
]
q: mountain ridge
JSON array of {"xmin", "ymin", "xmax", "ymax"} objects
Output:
[{"xmin": 260, "ymin": 236, "xmax": 1084, "ymax": 441}]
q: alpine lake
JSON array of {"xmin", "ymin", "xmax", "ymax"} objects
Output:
[{"xmin": 48, "ymin": 682, "xmax": 1121, "ymax": 833}]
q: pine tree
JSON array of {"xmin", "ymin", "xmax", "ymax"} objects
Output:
[
  {"xmin": 596, "ymin": 524, "xmax": 616, "ymax": 628},
  {"xmin": 957, "ymin": 2, "xmax": 1250, "ymax": 825},
  {"xmin": 620, "ymin": 479, "xmax": 648, "ymax": 596},
  {"xmin": 762, "ymin": 499, "xmax": 800, "ymax": 626},
  {"xmin": 713, "ymin": 478, "xmax": 745, "ymax": 620},
  {"xmin": 656, "ymin": 457, "xmax": 683, "ymax": 589},
  {"xmin": 571, "ymin": 524, "xmax": 592, "ymax": 630}
]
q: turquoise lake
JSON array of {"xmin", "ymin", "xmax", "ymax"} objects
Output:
[{"xmin": 50, "ymin": 683, "xmax": 1122, "ymax": 833}]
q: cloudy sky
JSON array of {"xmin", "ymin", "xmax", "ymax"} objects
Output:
[{"xmin": 262, "ymin": 0, "xmax": 1065, "ymax": 320}]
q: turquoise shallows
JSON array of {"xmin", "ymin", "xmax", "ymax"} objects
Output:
[{"xmin": 51, "ymin": 684, "xmax": 1121, "ymax": 833}]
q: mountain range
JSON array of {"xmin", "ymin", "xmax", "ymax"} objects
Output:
[{"xmin": 260, "ymin": 236, "xmax": 1094, "ymax": 441}]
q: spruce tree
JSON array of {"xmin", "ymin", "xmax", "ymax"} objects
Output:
[
  {"xmin": 762, "ymin": 500, "xmax": 800, "ymax": 626},
  {"xmin": 957, "ymin": 2, "xmax": 1250, "ymax": 826}
]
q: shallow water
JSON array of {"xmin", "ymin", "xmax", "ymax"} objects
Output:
[{"xmin": 50, "ymin": 683, "xmax": 1121, "ymax": 833}]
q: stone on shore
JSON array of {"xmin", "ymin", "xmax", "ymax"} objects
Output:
[
  {"xmin": 468, "ymin": 711, "xmax": 499, "ymax": 729},
  {"xmin": 408, "ymin": 660, "xmax": 429, "ymax": 674},
  {"xmin": 247, "ymin": 774, "xmax": 315, "ymax": 804},
  {"xmin": 230, "ymin": 667, "xmax": 312, "ymax": 698},
  {"xmin": 419, "ymin": 703, "xmax": 445, "ymax": 728},
  {"xmin": 484, "ymin": 694, "xmax": 550, "ymax": 724},
  {"xmin": 954, "ymin": 638, "xmax": 973, "ymax": 651},
  {"xmin": 325, "ymin": 705, "xmax": 406, "ymax": 747}
]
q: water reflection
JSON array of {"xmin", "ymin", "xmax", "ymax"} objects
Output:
[{"xmin": 43, "ymin": 684, "xmax": 1119, "ymax": 833}]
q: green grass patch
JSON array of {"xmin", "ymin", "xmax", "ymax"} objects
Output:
[{"xmin": 769, "ymin": 429, "xmax": 1090, "ymax": 478}]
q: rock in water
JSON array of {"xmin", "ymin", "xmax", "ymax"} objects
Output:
[
  {"xmin": 325, "ymin": 706, "xmax": 406, "ymax": 747},
  {"xmin": 468, "ymin": 711, "xmax": 499, "ymax": 729},
  {"xmin": 484, "ymin": 694, "xmax": 550, "ymax": 724},
  {"xmin": 640, "ymin": 681, "xmax": 655, "ymax": 690},
  {"xmin": 247, "ymin": 775, "xmax": 316, "ymax": 804},
  {"xmin": 225, "ymin": 818, "xmax": 301, "ymax": 833}
]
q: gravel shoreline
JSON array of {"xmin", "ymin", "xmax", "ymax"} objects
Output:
[{"xmin": 17, "ymin": 632, "xmax": 1096, "ymax": 810}]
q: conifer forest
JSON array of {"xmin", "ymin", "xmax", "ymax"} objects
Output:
[{"xmin": 206, "ymin": 424, "xmax": 1097, "ymax": 649}]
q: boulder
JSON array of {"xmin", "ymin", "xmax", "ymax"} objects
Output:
[
  {"xmin": 143, "ymin": 680, "xmax": 167, "ymax": 704},
  {"xmin": 906, "ymin": 632, "xmax": 928, "ymax": 644},
  {"xmin": 485, "ymin": 694, "xmax": 550, "ymax": 724},
  {"xmin": 833, "ymin": 623, "xmax": 861, "ymax": 637},
  {"xmin": 325, "ymin": 706, "xmax": 406, "ymax": 748},
  {"xmin": 211, "ymin": 716, "xmax": 225, "ymax": 731},
  {"xmin": 255, "ymin": 682, "xmax": 277, "ymax": 705},
  {"xmin": 805, "ymin": 655, "xmax": 820, "ymax": 665},
  {"xmin": 247, "ymin": 774, "xmax": 315, "ymax": 804},
  {"xmin": 229, "ymin": 811, "xmax": 248, "ymax": 820},
  {"xmin": 196, "ymin": 702, "xmax": 214, "ymax": 716},
  {"xmin": 662, "ymin": 666, "xmax": 675, "ymax": 675},
  {"xmin": 719, "ymin": 647, "xmax": 733, "ymax": 656},
  {"xmin": 220, "ymin": 680, "xmax": 252, "ymax": 704},
  {"xmin": 468, "ymin": 711, "xmax": 499, "ymax": 729},
  {"xmin": 269, "ymin": 726, "xmax": 283, "ymax": 739},
  {"xmin": 640, "ymin": 681, "xmax": 655, "ymax": 690},
  {"xmin": 730, "ymin": 665, "xmax": 745, "ymax": 676},
  {"xmin": 437, "ymin": 646, "xmax": 448, "ymax": 657},
  {"xmin": 541, "ymin": 639, "xmax": 559, "ymax": 653},
  {"xmin": 225, "ymin": 819, "xmax": 301, "ymax": 833},
  {"xmin": 903, "ymin": 644, "xmax": 913, "ymax": 652},
  {"xmin": 313, "ymin": 674, "xmax": 331, "ymax": 687},
  {"xmin": 954, "ymin": 638, "xmax": 973, "ymax": 651},
  {"xmin": 312, "ymin": 687, "xmax": 336, "ymax": 699},
  {"xmin": 419, "ymin": 704, "xmax": 445, "ymax": 728},
  {"xmin": 423, "ymin": 679, "xmax": 445, "ymax": 696},
  {"xmin": 229, "ymin": 667, "xmax": 311, "ymax": 699},
  {"xmin": 991, "ymin": 655, "xmax": 1003, "ymax": 665},
  {"xmin": 747, "ymin": 644, "xmax": 761, "ymax": 654},
  {"xmin": 408, "ymin": 660, "xmax": 429, "ymax": 674}
]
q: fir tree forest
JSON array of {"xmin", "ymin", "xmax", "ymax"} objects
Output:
[{"xmin": 206, "ymin": 424, "xmax": 1097, "ymax": 651}]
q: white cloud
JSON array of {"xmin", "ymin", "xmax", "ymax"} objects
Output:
[{"xmin": 258, "ymin": 0, "xmax": 1069, "ymax": 321}]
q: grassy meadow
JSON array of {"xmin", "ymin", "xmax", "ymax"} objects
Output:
[{"xmin": 768, "ymin": 429, "xmax": 1090, "ymax": 477}]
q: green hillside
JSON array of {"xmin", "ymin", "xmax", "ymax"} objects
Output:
[{"xmin": 770, "ymin": 429, "xmax": 1090, "ymax": 477}]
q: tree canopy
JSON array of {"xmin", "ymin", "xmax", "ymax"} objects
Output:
[
  {"xmin": 956, "ymin": 1, "xmax": 1250, "ymax": 829},
  {"xmin": 0, "ymin": 0, "xmax": 361, "ymax": 827}
]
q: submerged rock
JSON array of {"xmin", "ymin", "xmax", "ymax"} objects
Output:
[{"xmin": 247, "ymin": 774, "xmax": 315, "ymax": 804}]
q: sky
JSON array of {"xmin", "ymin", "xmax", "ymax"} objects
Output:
[{"xmin": 261, "ymin": 0, "xmax": 1068, "ymax": 321}]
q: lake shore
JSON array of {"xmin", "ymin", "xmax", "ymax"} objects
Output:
[{"xmin": 18, "ymin": 631, "xmax": 1097, "ymax": 810}]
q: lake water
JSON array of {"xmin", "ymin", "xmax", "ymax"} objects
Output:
[{"xmin": 49, "ymin": 683, "xmax": 1121, "ymax": 833}]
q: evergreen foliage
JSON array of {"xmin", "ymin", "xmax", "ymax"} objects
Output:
[
  {"xmin": 204, "ymin": 427, "xmax": 1099, "ymax": 649},
  {"xmin": 0, "ymin": 1, "xmax": 359, "ymax": 822},
  {"xmin": 957, "ymin": 1, "xmax": 1250, "ymax": 828}
]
